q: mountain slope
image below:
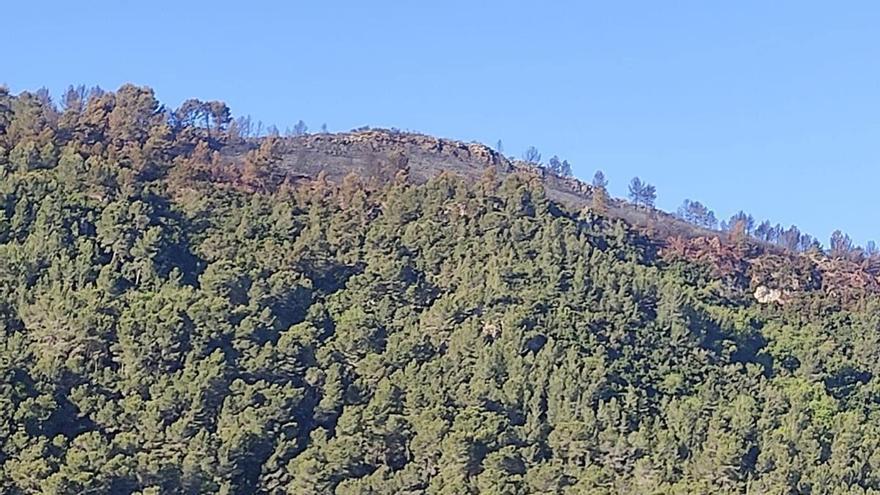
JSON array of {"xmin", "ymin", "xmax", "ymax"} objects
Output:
[{"xmin": 1, "ymin": 85, "xmax": 880, "ymax": 494}]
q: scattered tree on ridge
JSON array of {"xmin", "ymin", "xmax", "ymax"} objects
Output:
[
  {"xmin": 628, "ymin": 176, "xmax": 656, "ymax": 208},
  {"xmin": 522, "ymin": 145, "xmax": 541, "ymax": 164}
]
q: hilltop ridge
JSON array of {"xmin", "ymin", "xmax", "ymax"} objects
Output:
[{"xmin": 226, "ymin": 128, "xmax": 714, "ymax": 240}]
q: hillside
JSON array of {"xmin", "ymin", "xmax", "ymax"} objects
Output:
[
  {"xmin": 225, "ymin": 129, "xmax": 716, "ymax": 240},
  {"xmin": 229, "ymin": 129, "xmax": 880, "ymax": 308},
  {"xmin": 1, "ymin": 85, "xmax": 880, "ymax": 494}
]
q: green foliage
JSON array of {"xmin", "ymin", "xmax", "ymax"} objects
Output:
[{"xmin": 0, "ymin": 85, "xmax": 879, "ymax": 494}]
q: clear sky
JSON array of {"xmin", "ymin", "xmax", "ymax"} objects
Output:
[{"xmin": 5, "ymin": 1, "xmax": 880, "ymax": 246}]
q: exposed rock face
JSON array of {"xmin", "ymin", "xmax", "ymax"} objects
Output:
[
  {"xmin": 283, "ymin": 130, "xmax": 510, "ymax": 169},
  {"xmin": 754, "ymin": 285, "xmax": 784, "ymax": 304}
]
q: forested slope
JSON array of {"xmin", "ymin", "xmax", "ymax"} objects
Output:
[{"xmin": 2, "ymin": 85, "xmax": 880, "ymax": 494}]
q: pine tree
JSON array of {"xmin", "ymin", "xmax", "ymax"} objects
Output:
[{"xmin": 591, "ymin": 170, "xmax": 610, "ymax": 215}]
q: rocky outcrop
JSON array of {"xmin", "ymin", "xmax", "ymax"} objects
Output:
[
  {"xmin": 754, "ymin": 286, "xmax": 784, "ymax": 304},
  {"xmin": 281, "ymin": 129, "xmax": 509, "ymax": 169}
]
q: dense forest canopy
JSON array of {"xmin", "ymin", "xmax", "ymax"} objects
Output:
[{"xmin": 2, "ymin": 84, "xmax": 880, "ymax": 494}]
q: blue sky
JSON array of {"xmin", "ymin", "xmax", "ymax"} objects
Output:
[{"xmin": 5, "ymin": 1, "xmax": 880, "ymax": 246}]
